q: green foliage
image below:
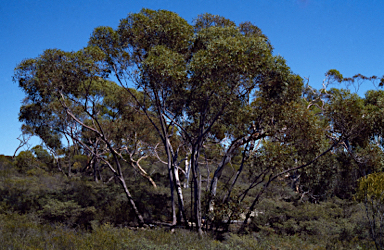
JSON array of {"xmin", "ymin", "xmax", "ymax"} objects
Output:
[
  {"xmin": 39, "ymin": 199, "xmax": 96, "ymax": 226},
  {"xmin": 249, "ymin": 197, "xmax": 373, "ymax": 249},
  {"xmin": 326, "ymin": 69, "xmax": 344, "ymax": 83},
  {"xmin": 118, "ymin": 8, "xmax": 193, "ymax": 57},
  {"xmin": 0, "ymin": 212, "xmax": 374, "ymax": 250},
  {"xmin": 14, "ymin": 150, "xmax": 38, "ymax": 172},
  {"xmin": 0, "ymin": 154, "xmax": 16, "ymax": 177},
  {"xmin": 356, "ymin": 173, "xmax": 384, "ymax": 249},
  {"xmin": 0, "ymin": 153, "xmax": 376, "ymax": 249},
  {"xmin": 356, "ymin": 172, "xmax": 384, "ymax": 203}
]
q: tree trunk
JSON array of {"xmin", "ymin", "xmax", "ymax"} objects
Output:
[
  {"xmin": 165, "ymin": 142, "xmax": 177, "ymax": 228},
  {"xmin": 184, "ymin": 154, "xmax": 191, "ymax": 188},
  {"xmin": 93, "ymin": 157, "xmax": 99, "ymax": 182},
  {"xmin": 207, "ymin": 152, "xmax": 233, "ymax": 214},
  {"xmin": 223, "ymin": 143, "xmax": 250, "ymax": 203},
  {"xmin": 119, "ymin": 176, "xmax": 145, "ymax": 226},
  {"xmin": 172, "ymin": 161, "xmax": 189, "ymax": 227},
  {"xmin": 108, "ymin": 141, "xmax": 145, "ymax": 227},
  {"xmin": 191, "ymin": 146, "xmax": 203, "ymax": 237},
  {"xmin": 132, "ymin": 160, "xmax": 157, "ymax": 188}
]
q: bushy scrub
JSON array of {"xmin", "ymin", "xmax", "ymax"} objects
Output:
[
  {"xmin": 248, "ymin": 197, "xmax": 374, "ymax": 248},
  {"xmin": 1, "ymin": 213, "xmax": 374, "ymax": 250},
  {"xmin": 0, "ymin": 159, "xmax": 175, "ymax": 228},
  {"xmin": 39, "ymin": 199, "xmax": 96, "ymax": 227},
  {"xmin": 0, "ymin": 214, "xmax": 219, "ymax": 249}
]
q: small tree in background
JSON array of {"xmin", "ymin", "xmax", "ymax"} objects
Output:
[{"xmin": 356, "ymin": 173, "xmax": 384, "ymax": 250}]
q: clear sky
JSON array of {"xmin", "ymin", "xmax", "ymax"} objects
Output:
[{"xmin": 1, "ymin": 0, "xmax": 383, "ymax": 156}]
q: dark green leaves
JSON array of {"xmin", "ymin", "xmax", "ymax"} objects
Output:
[{"xmin": 118, "ymin": 9, "xmax": 193, "ymax": 60}]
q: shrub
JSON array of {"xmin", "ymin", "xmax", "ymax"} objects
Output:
[{"xmin": 249, "ymin": 197, "xmax": 373, "ymax": 248}]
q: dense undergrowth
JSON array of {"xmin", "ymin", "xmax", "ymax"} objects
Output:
[
  {"xmin": 0, "ymin": 213, "xmax": 375, "ymax": 250},
  {"xmin": 0, "ymin": 155, "xmax": 377, "ymax": 249}
]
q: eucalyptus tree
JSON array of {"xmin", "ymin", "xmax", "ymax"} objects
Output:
[
  {"xmin": 185, "ymin": 14, "xmax": 310, "ymax": 232},
  {"xmin": 87, "ymin": 9, "xmax": 307, "ymax": 234},
  {"xmin": 331, "ymin": 76, "xmax": 384, "ymax": 249},
  {"xmin": 231, "ymin": 70, "xmax": 384, "ymax": 230},
  {"xmin": 296, "ymin": 71, "xmax": 384, "ymax": 200},
  {"xmin": 88, "ymin": 9, "xmax": 194, "ymax": 228},
  {"xmin": 17, "ymin": 8, "xmax": 384, "ymax": 236},
  {"xmin": 14, "ymin": 47, "xmax": 161, "ymax": 226}
]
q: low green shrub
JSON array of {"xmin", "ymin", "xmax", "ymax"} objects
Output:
[
  {"xmin": 248, "ymin": 197, "xmax": 374, "ymax": 249},
  {"xmin": 0, "ymin": 213, "xmax": 374, "ymax": 250}
]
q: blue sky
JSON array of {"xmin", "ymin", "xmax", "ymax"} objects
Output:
[{"xmin": 1, "ymin": 0, "xmax": 383, "ymax": 156}]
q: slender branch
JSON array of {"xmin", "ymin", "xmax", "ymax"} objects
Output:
[{"xmin": 13, "ymin": 134, "xmax": 32, "ymax": 158}]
